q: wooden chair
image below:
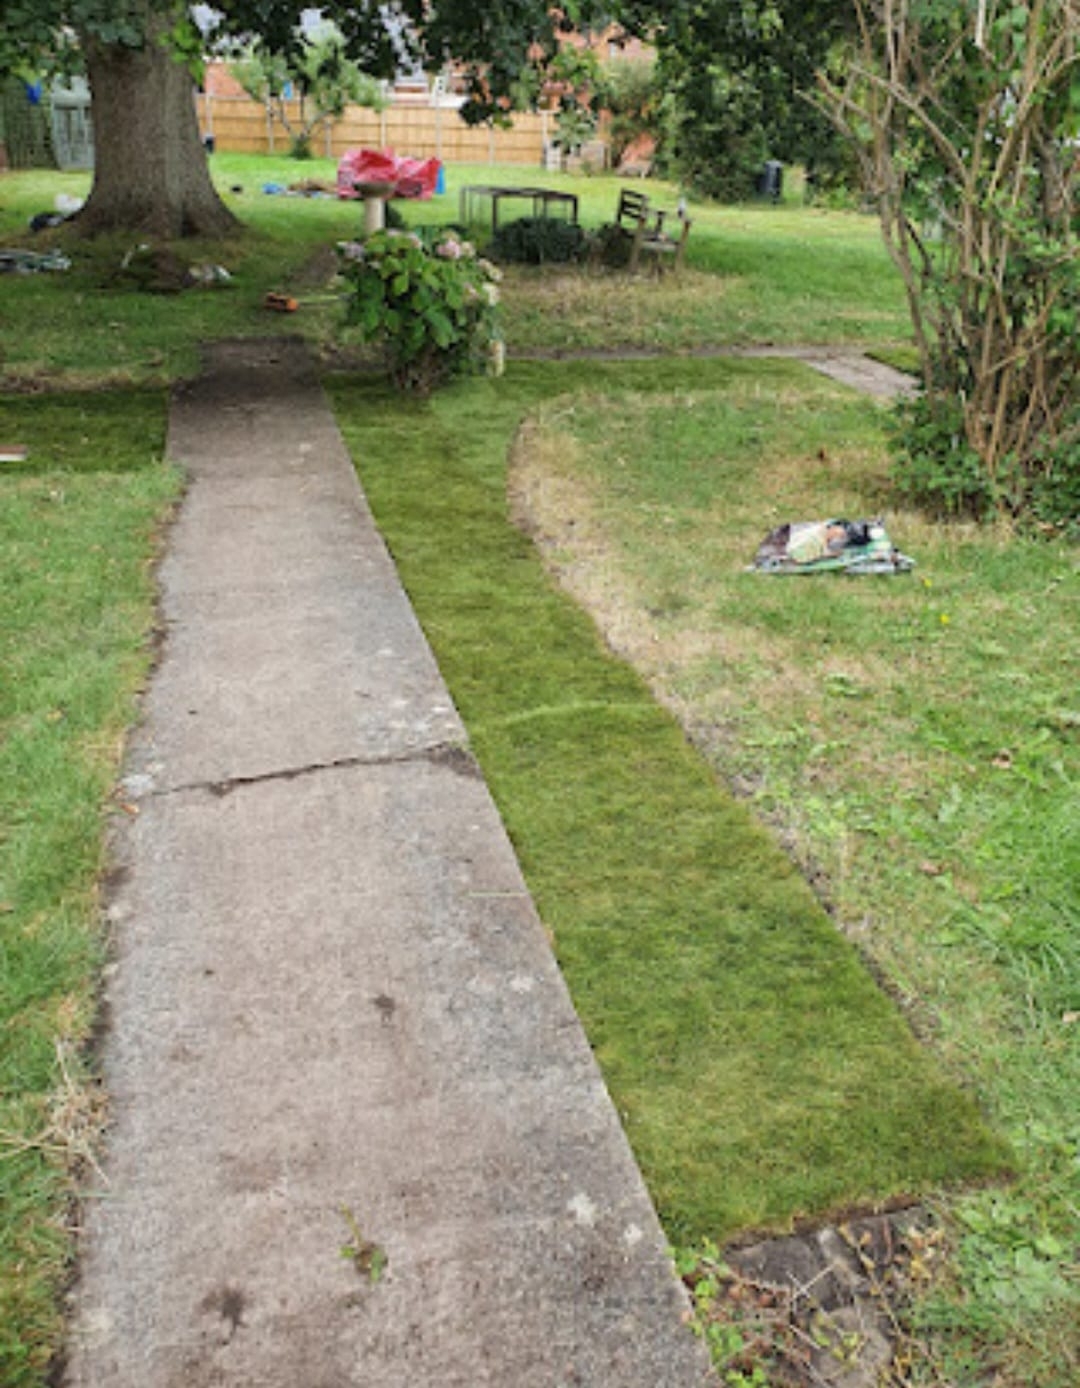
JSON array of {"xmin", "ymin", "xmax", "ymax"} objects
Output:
[{"xmin": 614, "ymin": 188, "xmax": 692, "ymax": 272}]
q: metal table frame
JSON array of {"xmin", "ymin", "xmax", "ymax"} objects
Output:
[{"xmin": 458, "ymin": 185, "xmax": 580, "ymax": 234}]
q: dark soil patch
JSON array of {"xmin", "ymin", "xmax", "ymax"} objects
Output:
[
  {"xmin": 683, "ymin": 1209, "xmax": 945, "ymax": 1387},
  {"xmin": 290, "ymin": 242, "xmax": 341, "ymax": 290}
]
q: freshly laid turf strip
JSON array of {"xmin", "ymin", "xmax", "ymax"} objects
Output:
[{"xmin": 328, "ymin": 359, "xmax": 1010, "ymax": 1245}]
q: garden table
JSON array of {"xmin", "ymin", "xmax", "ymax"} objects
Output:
[{"xmin": 458, "ymin": 184, "xmax": 579, "ymax": 234}]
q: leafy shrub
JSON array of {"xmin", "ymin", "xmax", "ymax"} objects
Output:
[
  {"xmin": 586, "ymin": 222, "xmax": 635, "ymax": 269},
  {"xmin": 554, "ymin": 100, "xmax": 597, "ymax": 155},
  {"xmin": 891, "ymin": 393, "xmax": 1080, "ymax": 534},
  {"xmin": 596, "ymin": 55, "xmax": 672, "ymax": 168},
  {"xmin": 338, "ymin": 229, "xmax": 502, "ymax": 396},
  {"xmin": 1028, "ymin": 427, "xmax": 1080, "ymax": 536},
  {"xmin": 822, "ymin": 0, "xmax": 1078, "ymax": 530},
  {"xmin": 889, "ymin": 395, "xmax": 1000, "ymax": 520},
  {"xmin": 488, "ymin": 216, "xmax": 586, "ymax": 265},
  {"xmin": 670, "ymin": 67, "xmax": 771, "ymax": 202}
]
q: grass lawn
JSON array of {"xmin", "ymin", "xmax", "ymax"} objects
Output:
[
  {"xmin": 505, "ymin": 366, "xmax": 1080, "ymax": 1385},
  {"xmin": 0, "ymin": 154, "xmax": 1064, "ymax": 1385},
  {"xmin": 327, "ymin": 362, "xmax": 1032, "ymax": 1368},
  {"xmin": 0, "ymin": 391, "xmax": 180, "ymax": 1385},
  {"xmin": 1, "ymin": 154, "xmax": 912, "ymax": 389}
]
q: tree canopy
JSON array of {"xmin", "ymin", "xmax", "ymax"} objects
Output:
[
  {"xmin": 610, "ymin": 0, "xmax": 856, "ymax": 195},
  {"xmin": 0, "ymin": 1, "xmax": 857, "ymax": 207},
  {"xmin": 0, "ymin": 1, "xmax": 597, "ymax": 117},
  {"xmin": 0, "ymin": 1, "xmax": 587, "ymax": 234}
]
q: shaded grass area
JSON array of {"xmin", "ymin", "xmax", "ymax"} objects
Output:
[
  {"xmin": 0, "ymin": 158, "xmax": 911, "ymax": 387},
  {"xmin": 327, "ymin": 359, "xmax": 1009, "ymax": 1248},
  {"xmin": 0, "ymin": 163, "xmax": 363, "ymax": 387},
  {"xmin": 514, "ymin": 371, "xmax": 1080, "ymax": 1385},
  {"xmin": 0, "ymin": 391, "xmax": 179, "ymax": 1386}
]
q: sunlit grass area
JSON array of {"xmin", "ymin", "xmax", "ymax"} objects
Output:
[
  {"xmin": 0, "ymin": 390, "xmax": 180, "ymax": 1385},
  {"xmin": 328, "ymin": 358, "xmax": 1010, "ymax": 1245},
  {"xmin": 3, "ymin": 148, "xmax": 1047, "ymax": 1386}
]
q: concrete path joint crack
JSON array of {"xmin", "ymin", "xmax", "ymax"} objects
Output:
[{"xmin": 155, "ymin": 740, "xmax": 479, "ymax": 801}]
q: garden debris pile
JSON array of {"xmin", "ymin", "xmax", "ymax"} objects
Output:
[
  {"xmin": 116, "ymin": 244, "xmax": 231, "ymax": 294},
  {"xmin": 752, "ymin": 518, "xmax": 915, "ymax": 575}
]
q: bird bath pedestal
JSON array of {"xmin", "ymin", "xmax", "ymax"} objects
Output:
[{"xmin": 354, "ymin": 181, "xmax": 396, "ymax": 236}]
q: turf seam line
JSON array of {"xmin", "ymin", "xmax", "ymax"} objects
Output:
[{"xmin": 476, "ymin": 700, "xmax": 658, "ymax": 730}]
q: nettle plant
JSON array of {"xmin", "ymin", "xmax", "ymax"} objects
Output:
[{"xmin": 338, "ymin": 228, "xmax": 502, "ymax": 395}]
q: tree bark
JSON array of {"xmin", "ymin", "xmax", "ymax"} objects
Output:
[{"xmin": 78, "ymin": 10, "xmax": 237, "ymax": 239}]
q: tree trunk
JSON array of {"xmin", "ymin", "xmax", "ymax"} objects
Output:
[{"xmin": 78, "ymin": 11, "xmax": 237, "ymax": 239}]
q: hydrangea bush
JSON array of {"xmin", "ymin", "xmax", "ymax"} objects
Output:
[{"xmin": 338, "ymin": 229, "xmax": 503, "ymax": 395}]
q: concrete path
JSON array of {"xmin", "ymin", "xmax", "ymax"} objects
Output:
[
  {"xmin": 64, "ymin": 339, "xmax": 712, "ymax": 1387},
  {"xmin": 514, "ymin": 343, "xmax": 918, "ymax": 401},
  {"xmin": 742, "ymin": 346, "xmax": 917, "ymax": 400}
]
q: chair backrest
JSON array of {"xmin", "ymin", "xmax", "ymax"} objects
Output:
[{"xmin": 616, "ymin": 188, "xmax": 650, "ymax": 227}]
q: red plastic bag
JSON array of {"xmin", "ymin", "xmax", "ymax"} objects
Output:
[{"xmin": 336, "ymin": 148, "xmax": 440, "ymax": 200}]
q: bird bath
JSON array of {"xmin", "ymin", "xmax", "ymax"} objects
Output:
[{"xmin": 354, "ymin": 181, "xmax": 396, "ymax": 235}]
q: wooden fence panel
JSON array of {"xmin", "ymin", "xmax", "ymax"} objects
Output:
[{"xmin": 196, "ymin": 95, "xmax": 550, "ymax": 167}]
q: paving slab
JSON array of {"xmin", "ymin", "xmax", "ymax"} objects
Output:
[
  {"xmin": 64, "ymin": 338, "xmax": 712, "ymax": 1388},
  {"xmin": 792, "ymin": 349, "xmax": 918, "ymax": 400},
  {"xmin": 513, "ymin": 344, "xmax": 918, "ymax": 401}
]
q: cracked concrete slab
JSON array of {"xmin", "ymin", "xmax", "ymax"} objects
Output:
[{"xmin": 64, "ymin": 339, "xmax": 712, "ymax": 1387}]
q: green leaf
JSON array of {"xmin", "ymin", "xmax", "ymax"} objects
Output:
[{"xmin": 425, "ymin": 308, "xmax": 455, "ymax": 348}]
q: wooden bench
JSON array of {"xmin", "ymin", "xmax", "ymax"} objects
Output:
[{"xmin": 614, "ymin": 188, "xmax": 692, "ymax": 272}]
